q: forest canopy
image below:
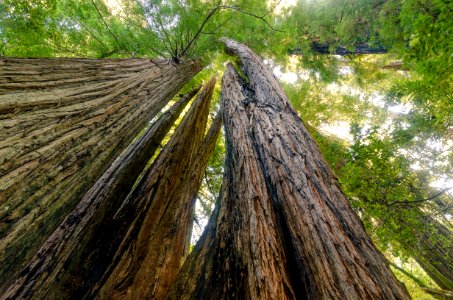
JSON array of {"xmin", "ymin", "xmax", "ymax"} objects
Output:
[{"xmin": 0, "ymin": 0, "xmax": 452, "ymax": 299}]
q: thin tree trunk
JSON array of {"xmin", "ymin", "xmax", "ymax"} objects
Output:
[
  {"xmin": 168, "ymin": 40, "xmax": 410, "ymax": 299},
  {"xmin": 95, "ymin": 78, "xmax": 218, "ymax": 300},
  {"xmin": 0, "ymin": 85, "xmax": 201, "ymax": 299},
  {"xmin": 409, "ymin": 218, "xmax": 453, "ymax": 291},
  {"xmin": 388, "ymin": 261, "xmax": 453, "ymax": 300},
  {"xmin": 389, "ymin": 261, "xmax": 429, "ymax": 288},
  {"xmin": 421, "ymin": 288, "xmax": 453, "ymax": 299},
  {"xmin": 289, "ymin": 42, "xmax": 387, "ymax": 55}
]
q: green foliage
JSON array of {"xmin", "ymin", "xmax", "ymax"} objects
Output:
[
  {"xmin": 316, "ymin": 122, "xmax": 452, "ymax": 262},
  {"xmin": 0, "ymin": 0, "xmax": 57, "ymax": 56},
  {"xmin": 1, "ymin": 0, "xmax": 452, "ymax": 295},
  {"xmin": 0, "ymin": 0, "xmax": 164, "ymax": 57},
  {"xmin": 390, "ymin": 257, "xmax": 439, "ymax": 299}
]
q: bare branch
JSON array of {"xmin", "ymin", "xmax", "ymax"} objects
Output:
[
  {"xmin": 75, "ymin": 17, "xmax": 110, "ymax": 51},
  {"xmin": 103, "ymin": 0, "xmax": 167, "ymax": 57},
  {"xmin": 263, "ymin": 0, "xmax": 283, "ymax": 17},
  {"xmin": 179, "ymin": 4, "xmax": 283, "ymax": 58},
  {"xmin": 387, "ymin": 188, "xmax": 452, "ymax": 207},
  {"xmin": 91, "ymin": 0, "xmax": 132, "ymax": 56},
  {"xmin": 220, "ymin": 5, "xmax": 284, "ymax": 33},
  {"xmin": 133, "ymin": 0, "xmax": 176, "ymax": 57}
]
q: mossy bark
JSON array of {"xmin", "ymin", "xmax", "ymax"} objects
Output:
[
  {"xmin": 0, "ymin": 58, "xmax": 201, "ymax": 289},
  {"xmin": 1, "ymin": 85, "xmax": 202, "ymax": 299}
]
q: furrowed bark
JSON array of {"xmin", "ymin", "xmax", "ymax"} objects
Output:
[
  {"xmin": 168, "ymin": 40, "xmax": 410, "ymax": 299},
  {"xmin": 181, "ymin": 107, "xmax": 223, "ymax": 258},
  {"xmin": 167, "ymin": 65, "xmax": 298, "ymax": 299},
  {"xmin": 0, "ymin": 86, "xmax": 201, "ymax": 300},
  {"xmin": 315, "ymin": 131, "xmax": 452, "ymax": 291},
  {"xmin": 95, "ymin": 78, "xmax": 217, "ymax": 300},
  {"xmin": 0, "ymin": 59, "xmax": 200, "ymax": 283},
  {"xmin": 0, "ymin": 57, "xmax": 201, "ymax": 287},
  {"xmin": 225, "ymin": 38, "xmax": 409, "ymax": 299}
]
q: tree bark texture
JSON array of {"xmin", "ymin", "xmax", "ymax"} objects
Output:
[
  {"xmin": 316, "ymin": 131, "xmax": 452, "ymax": 291},
  {"xmin": 0, "ymin": 57, "xmax": 201, "ymax": 286},
  {"xmin": 167, "ymin": 40, "xmax": 410, "ymax": 300},
  {"xmin": 95, "ymin": 77, "xmax": 219, "ymax": 300},
  {"xmin": 0, "ymin": 85, "xmax": 202, "ymax": 299}
]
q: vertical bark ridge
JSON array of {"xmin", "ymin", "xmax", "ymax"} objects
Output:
[
  {"xmin": 0, "ymin": 86, "xmax": 201, "ymax": 300},
  {"xmin": 167, "ymin": 65, "xmax": 298, "ymax": 300},
  {"xmin": 222, "ymin": 39, "xmax": 410, "ymax": 299},
  {"xmin": 167, "ymin": 40, "xmax": 410, "ymax": 300},
  {"xmin": 95, "ymin": 77, "xmax": 217, "ymax": 300},
  {"xmin": 180, "ymin": 107, "xmax": 223, "ymax": 260},
  {"xmin": 0, "ymin": 58, "xmax": 201, "ymax": 288}
]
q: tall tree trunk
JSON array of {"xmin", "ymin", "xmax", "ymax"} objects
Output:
[
  {"xmin": 95, "ymin": 78, "xmax": 219, "ymax": 300},
  {"xmin": 389, "ymin": 261, "xmax": 453, "ymax": 300},
  {"xmin": 0, "ymin": 57, "xmax": 201, "ymax": 286},
  {"xmin": 289, "ymin": 42, "xmax": 387, "ymax": 55},
  {"xmin": 408, "ymin": 218, "xmax": 453, "ymax": 291},
  {"xmin": 0, "ymin": 85, "xmax": 201, "ymax": 299},
  {"xmin": 311, "ymin": 128, "xmax": 452, "ymax": 290},
  {"xmin": 168, "ymin": 40, "xmax": 410, "ymax": 299}
]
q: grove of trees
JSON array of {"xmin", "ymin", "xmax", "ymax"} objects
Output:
[{"xmin": 0, "ymin": 0, "xmax": 451, "ymax": 299}]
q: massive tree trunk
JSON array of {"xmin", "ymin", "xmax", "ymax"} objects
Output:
[
  {"xmin": 95, "ymin": 78, "xmax": 219, "ymax": 300},
  {"xmin": 168, "ymin": 40, "xmax": 410, "ymax": 299},
  {"xmin": 0, "ymin": 58, "xmax": 201, "ymax": 285},
  {"xmin": 0, "ymin": 85, "xmax": 202, "ymax": 299},
  {"xmin": 0, "ymin": 59, "xmax": 200, "ymax": 283},
  {"xmin": 312, "ymin": 129, "xmax": 453, "ymax": 291}
]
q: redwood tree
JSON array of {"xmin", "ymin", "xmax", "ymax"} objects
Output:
[
  {"xmin": 95, "ymin": 78, "xmax": 220, "ymax": 300},
  {"xmin": 167, "ymin": 40, "xmax": 410, "ymax": 299},
  {"xmin": 0, "ymin": 85, "xmax": 202, "ymax": 299},
  {"xmin": 0, "ymin": 58, "xmax": 201, "ymax": 287}
]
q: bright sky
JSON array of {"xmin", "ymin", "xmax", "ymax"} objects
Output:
[
  {"xmin": 269, "ymin": 0, "xmax": 298, "ymax": 14},
  {"xmin": 103, "ymin": 0, "xmax": 452, "ymax": 239},
  {"xmin": 104, "ymin": 0, "xmax": 122, "ymax": 15},
  {"xmin": 272, "ymin": 63, "xmax": 453, "ymax": 195}
]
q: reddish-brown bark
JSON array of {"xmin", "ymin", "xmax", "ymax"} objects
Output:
[
  {"xmin": 167, "ymin": 40, "xmax": 410, "ymax": 300},
  {"xmin": 96, "ymin": 78, "xmax": 219, "ymax": 300}
]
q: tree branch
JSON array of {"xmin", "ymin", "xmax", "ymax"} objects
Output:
[
  {"xmin": 179, "ymin": 4, "xmax": 283, "ymax": 58},
  {"xmin": 387, "ymin": 188, "xmax": 452, "ymax": 207},
  {"xmin": 91, "ymin": 0, "xmax": 132, "ymax": 56},
  {"xmin": 388, "ymin": 261, "xmax": 428, "ymax": 288},
  {"xmin": 111, "ymin": 0, "xmax": 168, "ymax": 57}
]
